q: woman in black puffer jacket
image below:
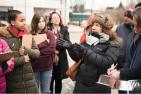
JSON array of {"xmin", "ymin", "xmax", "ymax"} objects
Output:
[{"xmin": 68, "ymin": 14, "xmax": 122, "ymax": 93}]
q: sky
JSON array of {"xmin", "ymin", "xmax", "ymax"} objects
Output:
[
  {"xmin": 85, "ymin": 0, "xmax": 122, "ymax": 10},
  {"xmin": 70, "ymin": 0, "xmax": 136, "ymax": 11}
]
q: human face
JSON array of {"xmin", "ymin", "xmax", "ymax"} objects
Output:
[
  {"xmin": 51, "ymin": 13, "xmax": 60, "ymax": 25},
  {"xmin": 11, "ymin": 13, "xmax": 26, "ymax": 31},
  {"xmin": 124, "ymin": 16, "xmax": 134, "ymax": 25},
  {"xmin": 91, "ymin": 23, "xmax": 102, "ymax": 33},
  {"xmin": 133, "ymin": 16, "xmax": 141, "ymax": 32},
  {"xmin": 38, "ymin": 17, "xmax": 46, "ymax": 31}
]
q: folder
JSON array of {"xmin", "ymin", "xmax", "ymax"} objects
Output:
[
  {"xmin": 22, "ymin": 34, "xmax": 32, "ymax": 48},
  {"xmin": 33, "ymin": 34, "xmax": 48, "ymax": 45},
  {"xmin": 97, "ymin": 75, "xmax": 111, "ymax": 86},
  {"xmin": 97, "ymin": 74, "xmax": 140, "ymax": 91}
]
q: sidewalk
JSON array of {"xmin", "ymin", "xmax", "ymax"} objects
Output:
[{"xmin": 68, "ymin": 25, "xmax": 84, "ymax": 32}]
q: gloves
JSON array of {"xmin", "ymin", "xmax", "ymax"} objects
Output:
[
  {"xmin": 56, "ymin": 38, "xmax": 72, "ymax": 49},
  {"xmin": 68, "ymin": 43, "xmax": 86, "ymax": 62}
]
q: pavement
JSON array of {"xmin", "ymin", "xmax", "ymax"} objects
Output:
[{"xmin": 68, "ymin": 24, "xmax": 84, "ymax": 33}]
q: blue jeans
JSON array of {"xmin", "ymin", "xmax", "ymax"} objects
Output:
[{"xmin": 34, "ymin": 69, "xmax": 52, "ymax": 94}]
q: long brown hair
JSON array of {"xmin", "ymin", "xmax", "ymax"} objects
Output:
[
  {"xmin": 133, "ymin": 8, "xmax": 141, "ymax": 33},
  {"xmin": 47, "ymin": 11, "xmax": 63, "ymax": 30},
  {"xmin": 31, "ymin": 13, "xmax": 47, "ymax": 35}
]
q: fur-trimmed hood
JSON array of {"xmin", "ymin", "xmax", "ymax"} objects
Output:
[
  {"xmin": 0, "ymin": 25, "xmax": 27, "ymax": 38},
  {"xmin": 0, "ymin": 27, "xmax": 12, "ymax": 38}
]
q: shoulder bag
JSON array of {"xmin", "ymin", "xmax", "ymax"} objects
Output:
[{"xmin": 66, "ymin": 60, "xmax": 81, "ymax": 81}]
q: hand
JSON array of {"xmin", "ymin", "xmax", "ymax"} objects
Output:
[
  {"xmin": 19, "ymin": 46, "xmax": 25, "ymax": 56},
  {"xmin": 68, "ymin": 43, "xmax": 85, "ymax": 62},
  {"xmin": 109, "ymin": 77, "xmax": 117, "ymax": 89},
  {"xmin": 108, "ymin": 68, "xmax": 120, "ymax": 89},
  {"xmin": 109, "ymin": 77, "xmax": 120, "ymax": 89},
  {"xmin": 63, "ymin": 41, "xmax": 72, "ymax": 49},
  {"xmin": 55, "ymin": 50, "xmax": 59, "ymax": 54},
  {"xmin": 24, "ymin": 55, "xmax": 30, "ymax": 63},
  {"xmin": 108, "ymin": 69, "xmax": 120, "ymax": 80},
  {"xmin": 56, "ymin": 38, "xmax": 72, "ymax": 49}
]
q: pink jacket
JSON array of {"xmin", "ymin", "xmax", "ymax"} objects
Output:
[{"xmin": 0, "ymin": 39, "xmax": 14, "ymax": 93}]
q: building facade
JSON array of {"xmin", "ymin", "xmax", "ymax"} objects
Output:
[{"xmin": 0, "ymin": 0, "xmax": 69, "ymax": 25}]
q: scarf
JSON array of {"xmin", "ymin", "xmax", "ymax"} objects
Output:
[
  {"xmin": 90, "ymin": 32, "xmax": 109, "ymax": 43},
  {"xmin": 7, "ymin": 25, "xmax": 27, "ymax": 38}
]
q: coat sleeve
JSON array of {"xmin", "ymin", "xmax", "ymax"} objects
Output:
[
  {"xmin": 13, "ymin": 56, "xmax": 25, "ymax": 67},
  {"xmin": 14, "ymin": 37, "xmax": 40, "ymax": 67},
  {"xmin": 57, "ymin": 26, "xmax": 70, "ymax": 50},
  {"xmin": 86, "ymin": 46, "xmax": 119, "ymax": 69},
  {"xmin": 0, "ymin": 39, "xmax": 14, "ymax": 73},
  {"xmin": 25, "ymin": 37, "xmax": 40, "ymax": 59},
  {"xmin": 120, "ymin": 68, "xmax": 141, "ymax": 80},
  {"xmin": 4, "ymin": 57, "xmax": 14, "ymax": 74},
  {"xmin": 120, "ymin": 42, "xmax": 141, "ymax": 80}
]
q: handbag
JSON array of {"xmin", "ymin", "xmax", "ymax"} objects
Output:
[{"xmin": 66, "ymin": 60, "xmax": 81, "ymax": 81}]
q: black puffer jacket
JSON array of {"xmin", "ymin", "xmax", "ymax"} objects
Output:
[{"xmin": 73, "ymin": 40, "xmax": 121, "ymax": 93}]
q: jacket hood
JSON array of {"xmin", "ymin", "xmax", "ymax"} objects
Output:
[
  {"xmin": 0, "ymin": 27, "xmax": 12, "ymax": 38},
  {"xmin": 0, "ymin": 25, "xmax": 27, "ymax": 38}
]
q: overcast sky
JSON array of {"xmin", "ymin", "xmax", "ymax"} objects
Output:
[
  {"xmin": 85, "ymin": 0, "xmax": 122, "ymax": 10},
  {"xmin": 70, "ymin": 0, "xmax": 137, "ymax": 10}
]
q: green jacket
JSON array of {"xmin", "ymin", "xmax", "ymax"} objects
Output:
[{"xmin": 0, "ymin": 27, "xmax": 40, "ymax": 93}]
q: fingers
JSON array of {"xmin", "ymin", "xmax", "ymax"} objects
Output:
[
  {"xmin": 19, "ymin": 46, "xmax": 25, "ymax": 56},
  {"xmin": 24, "ymin": 54, "xmax": 30, "ymax": 63},
  {"xmin": 108, "ymin": 69, "xmax": 120, "ymax": 80},
  {"xmin": 109, "ymin": 77, "xmax": 117, "ymax": 89}
]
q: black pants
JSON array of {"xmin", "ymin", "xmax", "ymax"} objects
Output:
[
  {"xmin": 50, "ymin": 65, "xmax": 62, "ymax": 94},
  {"xmin": 119, "ymin": 86, "xmax": 141, "ymax": 94},
  {"xmin": 130, "ymin": 86, "xmax": 141, "ymax": 94},
  {"xmin": 118, "ymin": 90, "xmax": 128, "ymax": 94}
]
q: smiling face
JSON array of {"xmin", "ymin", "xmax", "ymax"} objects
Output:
[
  {"xmin": 11, "ymin": 13, "xmax": 26, "ymax": 31},
  {"xmin": 38, "ymin": 17, "xmax": 46, "ymax": 31},
  {"xmin": 91, "ymin": 22, "xmax": 102, "ymax": 33}
]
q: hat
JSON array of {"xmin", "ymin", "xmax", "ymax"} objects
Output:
[
  {"xmin": 93, "ymin": 14, "xmax": 114, "ymax": 30},
  {"xmin": 135, "ymin": 2, "xmax": 141, "ymax": 9},
  {"xmin": 86, "ymin": 15, "xmax": 95, "ymax": 27},
  {"xmin": 124, "ymin": 8, "xmax": 134, "ymax": 19}
]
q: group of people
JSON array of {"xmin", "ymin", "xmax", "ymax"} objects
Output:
[
  {"xmin": 0, "ymin": 2, "xmax": 141, "ymax": 94},
  {"xmin": 68, "ymin": 2, "xmax": 141, "ymax": 94},
  {"xmin": 0, "ymin": 10, "xmax": 70, "ymax": 94}
]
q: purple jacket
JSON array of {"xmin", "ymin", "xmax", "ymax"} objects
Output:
[
  {"xmin": 0, "ymin": 39, "xmax": 14, "ymax": 93},
  {"xmin": 31, "ymin": 31, "xmax": 56, "ymax": 72}
]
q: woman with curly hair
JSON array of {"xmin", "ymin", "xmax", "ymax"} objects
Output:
[{"xmin": 68, "ymin": 14, "xmax": 122, "ymax": 93}]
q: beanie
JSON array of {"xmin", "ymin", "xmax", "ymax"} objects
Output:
[{"xmin": 135, "ymin": 2, "xmax": 141, "ymax": 9}]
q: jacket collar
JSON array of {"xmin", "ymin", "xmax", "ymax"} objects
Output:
[{"xmin": 7, "ymin": 25, "xmax": 26, "ymax": 38}]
